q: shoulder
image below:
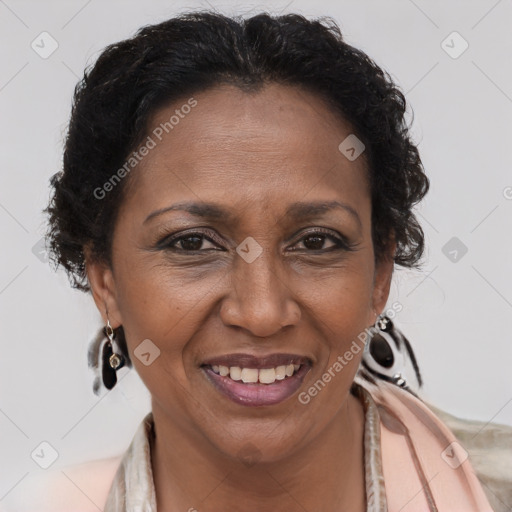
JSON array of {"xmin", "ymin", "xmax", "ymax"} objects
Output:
[
  {"xmin": 2, "ymin": 455, "xmax": 122, "ymax": 512},
  {"xmin": 426, "ymin": 402, "xmax": 512, "ymax": 512},
  {"xmin": 357, "ymin": 378, "xmax": 511, "ymax": 511}
]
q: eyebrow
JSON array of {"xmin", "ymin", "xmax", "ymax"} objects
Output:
[
  {"xmin": 285, "ymin": 200, "xmax": 362, "ymax": 229},
  {"xmin": 143, "ymin": 200, "xmax": 362, "ymax": 229}
]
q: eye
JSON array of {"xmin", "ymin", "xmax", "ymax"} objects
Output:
[
  {"xmin": 158, "ymin": 229, "xmax": 223, "ymax": 252},
  {"xmin": 290, "ymin": 229, "xmax": 355, "ymax": 252}
]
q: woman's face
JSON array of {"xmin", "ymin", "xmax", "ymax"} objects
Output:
[{"xmin": 87, "ymin": 83, "xmax": 394, "ymax": 462}]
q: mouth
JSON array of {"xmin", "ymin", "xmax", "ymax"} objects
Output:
[{"xmin": 201, "ymin": 353, "xmax": 312, "ymax": 407}]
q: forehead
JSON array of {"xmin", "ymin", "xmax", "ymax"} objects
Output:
[{"xmin": 120, "ymin": 83, "xmax": 370, "ymax": 222}]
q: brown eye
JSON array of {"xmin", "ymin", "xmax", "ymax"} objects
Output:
[
  {"xmin": 158, "ymin": 230, "xmax": 223, "ymax": 252},
  {"xmin": 177, "ymin": 235, "xmax": 205, "ymax": 251},
  {"xmin": 291, "ymin": 229, "xmax": 354, "ymax": 252},
  {"xmin": 301, "ymin": 234, "xmax": 333, "ymax": 250}
]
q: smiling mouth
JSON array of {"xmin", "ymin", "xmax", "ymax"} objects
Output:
[{"xmin": 200, "ymin": 355, "xmax": 312, "ymax": 406}]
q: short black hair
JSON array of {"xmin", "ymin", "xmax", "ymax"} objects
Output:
[{"xmin": 45, "ymin": 10, "xmax": 429, "ymax": 293}]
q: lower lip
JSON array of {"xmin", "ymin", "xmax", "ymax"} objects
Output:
[{"xmin": 202, "ymin": 365, "xmax": 311, "ymax": 407}]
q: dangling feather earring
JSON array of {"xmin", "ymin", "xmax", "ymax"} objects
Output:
[
  {"xmin": 88, "ymin": 320, "xmax": 131, "ymax": 395},
  {"xmin": 101, "ymin": 319, "xmax": 125, "ymax": 390},
  {"xmin": 359, "ymin": 314, "xmax": 423, "ymax": 397}
]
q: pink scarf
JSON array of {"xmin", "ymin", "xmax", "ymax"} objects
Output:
[{"xmin": 355, "ymin": 377, "xmax": 494, "ymax": 511}]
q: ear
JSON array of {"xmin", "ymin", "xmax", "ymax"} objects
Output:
[
  {"xmin": 84, "ymin": 244, "xmax": 123, "ymax": 328},
  {"xmin": 370, "ymin": 237, "xmax": 397, "ymax": 323}
]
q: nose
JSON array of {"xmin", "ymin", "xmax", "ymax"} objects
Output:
[{"xmin": 219, "ymin": 251, "xmax": 301, "ymax": 338}]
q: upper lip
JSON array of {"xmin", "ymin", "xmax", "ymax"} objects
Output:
[{"xmin": 202, "ymin": 353, "xmax": 312, "ymax": 369}]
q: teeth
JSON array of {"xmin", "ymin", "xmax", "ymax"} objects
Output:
[
  {"xmin": 241, "ymin": 368, "xmax": 259, "ymax": 383},
  {"xmin": 230, "ymin": 366, "xmax": 242, "ymax": 381},
  {"xmin": 210, "ymin": 363, "xmax": 302, "ymax": 384},
  {"xmin": 275, "ymin": 365, "xmax": 286, "ymax": 380},
  {"xmin": 259, "ymin": 368, "xmax": 276, "ymax": 384}
]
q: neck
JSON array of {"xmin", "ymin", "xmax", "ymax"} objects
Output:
[{"xmin": 150, "ymin": 391, "xmax": 366, "ymax": 512}]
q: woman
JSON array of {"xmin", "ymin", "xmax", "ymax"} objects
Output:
[{"xmin": 40, "ymin": 10, "xmax": 510, "ymax": 512}]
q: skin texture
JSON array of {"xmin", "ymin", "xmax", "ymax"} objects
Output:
[{"xmin": 86, "ymin": 83, "xmax": 395, "ymax": 511}]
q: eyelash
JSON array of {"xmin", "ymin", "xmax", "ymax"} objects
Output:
[{"xmin": 156, "ymin": 227, "xmax": 357, "ymax": 253}]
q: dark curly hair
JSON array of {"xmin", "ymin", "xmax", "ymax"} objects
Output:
[{"xmin": 45, "ymin": 10, "xmax": 429, "ymax": 295}]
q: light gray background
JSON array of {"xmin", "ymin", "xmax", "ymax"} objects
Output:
[{"xmin": 1, "ymin": 0, "xmax": 511, "ymax": 507}]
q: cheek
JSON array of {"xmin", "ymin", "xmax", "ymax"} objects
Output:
[
  {"xmin": 308, "ymin": 266, "xmax": 374, "ymax": 369},
  {"xmin": 305, "ymin": 259, "xmax": 375, "ymax": 322},
  {"xmin": 114, "ymin": 252, "xmax": 216, "ymax": 335},
  {"xmin": 300, "ymin": 274, "xmax": 373, "ymax": 398},
  {"xmin": 112, "ymin": 264, "xmax": 202, "ymax": 385}
]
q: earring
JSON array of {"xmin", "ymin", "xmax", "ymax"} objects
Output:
[
  {"xmin": 102, "ymin": 318, "xmax": 125, "ymax": 390},
  {"xmin": 376, "ymin": 314, "xmax": 391, "ymax": 332},
  {"xmin": 362, "ymin": 314, "xmax": 409, "ymax": 389}
]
